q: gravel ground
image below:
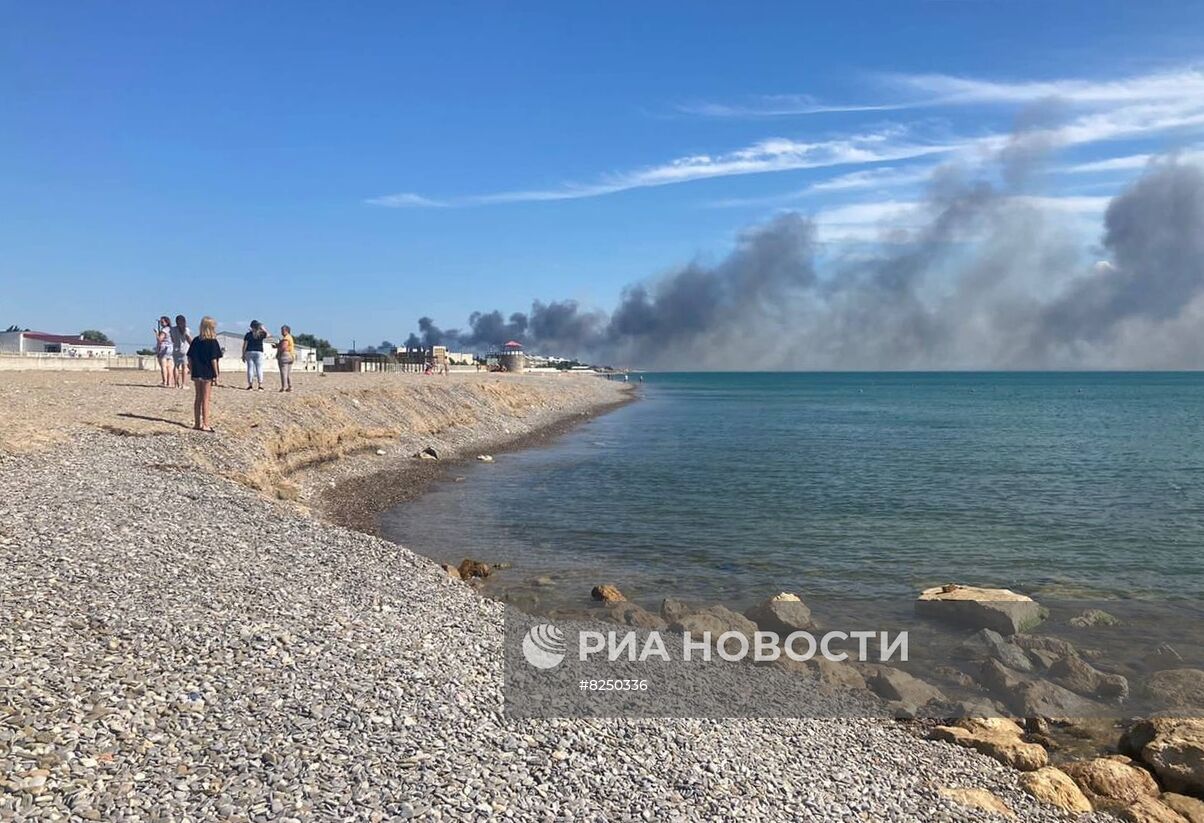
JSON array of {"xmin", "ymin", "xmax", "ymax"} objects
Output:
[{"xmin": 0, "ymin": 379, "xmax": 1117, "ymax": 821}]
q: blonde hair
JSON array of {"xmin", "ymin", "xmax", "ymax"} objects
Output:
[{"xmin": 198, "ymin": 316, "xmax": 217, "ymax": 340}]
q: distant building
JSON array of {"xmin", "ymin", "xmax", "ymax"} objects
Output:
[{"xmin": 0, "ymin": 331, "xmax": 116, "ymax": 357}]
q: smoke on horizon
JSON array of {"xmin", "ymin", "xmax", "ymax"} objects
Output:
[{"xmin": 405, "ymin": 155, "xmax": 1204, "ymax": 369}]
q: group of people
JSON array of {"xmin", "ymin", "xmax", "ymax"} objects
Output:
[{"xmin": 153, "ymin": 316, "xmax": 297, "ymax": 432}]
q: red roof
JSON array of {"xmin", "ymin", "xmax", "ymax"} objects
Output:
[
  {"xmin": 503, "ymin": 340, "xmax": 523, "ymax": 349},
  {"xmin": 24, "ymin": 332, "xmax": 114, "ymax": 347}
]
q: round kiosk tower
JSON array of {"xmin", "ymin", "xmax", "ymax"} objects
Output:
[{"xmin": 498, "ymin": 340, "xmax": 525, "ymax": 373}]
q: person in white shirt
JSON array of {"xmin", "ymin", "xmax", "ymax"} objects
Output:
[{"xmin": 169, "ymin": 315, "xmax": 192, "ymax": 389}]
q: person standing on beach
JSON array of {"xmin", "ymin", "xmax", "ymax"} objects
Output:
[
  {"xmin": 276, "ymin": 324, "xmax": 295, "ymax": 392},
  {"xmin": 153, "ymin": 316, "xmax": 173, "ymax": 387},
  {"xmin": 187, "ymin": 316, "xmax": 222, "ymax": 431},
  {"xmin": 170, "ymin": 315, "xmax": 192, "ymax": 388},
  {"xmin": 241, "ymin": 320, "xmax": 269, "ymax": 391}
]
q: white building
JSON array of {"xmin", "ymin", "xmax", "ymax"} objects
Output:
[
  {"xmin": 211, "ymin": 331, "xmax": 317, "ymax": 375},
  {"xmin": 0, "ymin": 331, "xmax": 116, "ymax": 357}
]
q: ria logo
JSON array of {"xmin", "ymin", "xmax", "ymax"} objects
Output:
[{"xmin": 522, "ymin": 623, "xmax": 566, "ymax": 669}]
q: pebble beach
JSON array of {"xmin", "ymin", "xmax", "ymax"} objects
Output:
[{"xmin": 0, "ymin": 370, "xmax": 1116, "ymax": 821}]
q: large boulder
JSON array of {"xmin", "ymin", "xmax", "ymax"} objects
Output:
[
  {"xmin": 1013, "ymin": 634, "xmax": 1080, "ymax": 657},
  {"xmin": 955, "ymin": 628, "xmax": 1035, "ymax": 672},
  {"xmin": 743, "ymin": 592, "xmax": 813, "ymax": 636},
  {"xmin": 1144, "ymin": 669, "xmax": 1204, "ymax": 712},
  {"xmin": 1122, "ymin": 717, "xmax": 1204, "ymax": 796},
  {"xmin": 928, "ymin": 717, "xmax": 1048, "ymax": 771},
  {"xmin": 1019, "ymin": 767, "xmax": 1093, "ymax": 814},
  {"xmin": 813, "ymin": 658, "xmax": 868, "ymax": 692},
  {"xmin": 1063, "ymin": 755, "xmax": 1160, "ymax": 807},
  {"xmin": 916, "ymin": 584, "xmax": 1045, "ymax": 636},
  {"xmin": 1115, "ymin": 796, "xmax": 1192, "ymax": 823},
  {"xmin": 603, "ymin": 602, "xmax": 666, "ymax": 631},
  {"xmin": 1048, "ymin": 653, "xmax": 1130, "ymax": 702},
  {"xmin": 979, "ymin": 658, "xmax": 1103, "ymax": 718},
  {"xmin": 1163, "ymin": 793, "xmax": 1204, "ymax": 823},
  {"xmin": 866, "ymin": 666, "xmax": 945, "ymax": 709},
  {"xmin": 668, "ymin": 605, "xmax": 757, "ymax": 641},
  {"xmin": 659, "ymin": 597, "xmax": 692, "ymax": 623}
]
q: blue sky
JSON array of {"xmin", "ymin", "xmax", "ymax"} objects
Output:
[{"xmin": 4, "ymin": 2, "xmax": 1204, "ymax": 353}]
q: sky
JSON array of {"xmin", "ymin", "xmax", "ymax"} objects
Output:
[{"xmin": 3, "ymin": 2, "xmax": 1204, "ymax": 364}]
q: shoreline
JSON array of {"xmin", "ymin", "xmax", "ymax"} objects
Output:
[
  {"xmin": 0, "ymin": 370, "xmax": 1140, "ymax": 820},
  {"xmin": 318, "ymin": 393, "xmax": 636, "ymax": 536}
]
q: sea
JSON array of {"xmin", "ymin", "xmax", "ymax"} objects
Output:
[
  {"xmin": 380, "ymin": 372, "xmax": 1204, "ymax": 677},
  {"xmin": 382, "ymin": 372, "xmax": 1203, "ymax": 600}
]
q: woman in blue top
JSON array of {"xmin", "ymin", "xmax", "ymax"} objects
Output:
[{"xmin": 241, "ymin": 320, "xmax": 270, "ymax": 391}]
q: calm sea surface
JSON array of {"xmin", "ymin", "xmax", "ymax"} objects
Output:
[{"xmin": 381, "ymin": 373, "xmax": 1204, "ymax": 610}]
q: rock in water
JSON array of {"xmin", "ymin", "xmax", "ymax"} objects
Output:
[
  {"xmin": 928, "ymin": 717, "xmax": 1048, "ymax": 771},
  {"xmin": 659, "ymin": 597, "xmax": 692, "ymax": 623},
  {"xmin": 916, "ymin": 584, "xmax": 1044, "ymax": 635},
  {"xmin": 476, "ymin": 454, "xmax": 494, "ymax": 462},
  {"xmin": 743, "ymin": 592, "xmax": 813, "ymax": 636},
  {"xmin": 1019, "ymin": 767, "xmax": 1094, "ymax": 813},
  {"xmin": 591, "ymin": 584, "xmax": 626, "ymax": 603},
  {"xmin": 1143, "ymin": 669, "xmax": 1204, "ymax": 711},
  {"xmin": 1070, "ymin": 608, "xmax": 1122, "ymax": 628},
  {"xmin": 1063, "ymin": 755, "xmax": 1160, "ymax": 807},
  {"xmin": 954, "ymin": 628, "xmax": 1035, "ymax": 672},
  {"xmin": 1047, "ymin": 653, "xmax": 1129, "ymax": 702},
  {"xmin": 457, "ymin": 559, "xmax": 492, "ymax": 579},
  {"xmin": 1122, "ymin": 717, "xmax": 1204, "ymax": 796},
  {"xmin": 979, "ymin": 658, "xmax": 1103, "ymax": 717}
]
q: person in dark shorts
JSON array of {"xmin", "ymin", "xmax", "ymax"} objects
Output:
[{"xmin": 187, "ymin": 316, "xmax": 222, "ymax": 432}]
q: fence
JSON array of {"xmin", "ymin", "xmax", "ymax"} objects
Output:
[{"xmin": 0, "ymin": 352, "xmax": 322, "ymax": 373}]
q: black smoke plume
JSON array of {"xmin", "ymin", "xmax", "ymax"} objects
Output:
[{"xmin": 406, "ymin": 158, "xmax": 1204, "ymax": 369}]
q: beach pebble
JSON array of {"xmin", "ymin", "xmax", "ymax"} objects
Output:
[{"xmin": 0, "ymin": 379, "xmax": 1115, "ymax": 823}]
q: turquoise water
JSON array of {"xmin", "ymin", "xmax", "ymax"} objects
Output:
[{"xmin": 381, "ymin": 373, "xmax": 1204, "ymax": 609}]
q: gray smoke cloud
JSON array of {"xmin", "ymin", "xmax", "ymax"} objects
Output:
[{"xmin": 407, "ymin": 157, "xmax": 1204, "ymax": 369}]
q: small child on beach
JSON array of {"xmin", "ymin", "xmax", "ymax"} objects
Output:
[
  {"xmin": 154, "ymin": 316, "xmax": 173, "ymax": 387},
  {"xmin": 187, "ymin": 316, "xmax": 222, "ymax": 432}
]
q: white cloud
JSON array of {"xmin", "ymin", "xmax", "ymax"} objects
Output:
[
  {"xmin": 368, "ymin": 131, "xmax": 962, "ymax": 208},
  {"xmin": 367, "ymin": 65, "xmax": 1204, "ymax": 210},
  {"xmin": 708, "ymin": 165, "xmax": 937, "ymax": 209},
  {"xmin": 677, "ymin": 94, "xmax": 907, "ymax": 118},
  {"xmin": 1064, "ymin": 153, "xmax": 1154, "ymax": 173},
  {"xmin": 1063, "ymin": 146, "xmax": 1204, "ymax": 174},
  {"xmin": 364, "ymin": 192, "xmax": 447, "ymax": 208},
  {"xmin": 885, "ymin": 67, "xmax": 1204, "ymax": 106}
]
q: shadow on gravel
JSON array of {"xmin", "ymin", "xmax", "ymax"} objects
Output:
[{"xmin": 115, "ymin": 412, "xmax": 192, "ymax": 429}]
